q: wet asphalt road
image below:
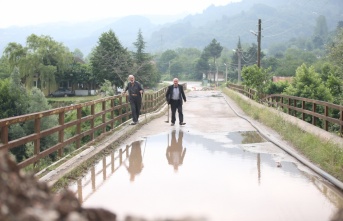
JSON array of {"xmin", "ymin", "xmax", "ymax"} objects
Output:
[{"xmin": 67, "ymin": 82, "xmax": 343, "ymax": 221}]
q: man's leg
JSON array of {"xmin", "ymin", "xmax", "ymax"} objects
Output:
[
  {"xmin": 170, "ymin": 100, "xmax": 177, "ymax": 124},
  {"xmin": 177, "ymin": 102, "xmax": 183, "ymax": 123},
  {"xmin": 130, "ymin": 101, "xmax": 138, "ymax": 123},
  {"xmin": 136, "ymin": 98, "xmax": 142, "ymax": 122}
]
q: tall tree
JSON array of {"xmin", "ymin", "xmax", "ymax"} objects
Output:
[
  {"xmin": 91, "ymin": 29, "xmax": 131, "ymax": 88},
  {"xmin": 205, "ymin": 39, "xmax": 223, "ymax": 66},
  {"xmin": 132, "ymin": 29, "xmax": 159, "ymax": 87},
  {"xmin": 203, "ymin": 39, "xmax": 223, "ymax": 83},
  {"xmin": 312, "ymin": 15, "xmax": 328, "ymax": 49}
]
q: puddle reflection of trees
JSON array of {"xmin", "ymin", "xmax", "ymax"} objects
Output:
[{"xmin": 240, "ymin": 131, "xmax": 265, "ymax": 144}]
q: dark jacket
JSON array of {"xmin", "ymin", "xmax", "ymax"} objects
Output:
[
  {"xmin": 124, "ymin": 81, "xmax": 143, "ymax": 100},
  {"xmin": 166, "ymin": 84, "xmax": 186, "ymax": 104}
]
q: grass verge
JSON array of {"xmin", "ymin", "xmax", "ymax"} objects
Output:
[{"xmin": 222, "ymin": 87, "xmax": 343, "ymax": 183}]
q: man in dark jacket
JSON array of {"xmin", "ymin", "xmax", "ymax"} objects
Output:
[
  {"xmin": 165, "ymin": 78, "xmax": 186, "ymax": 126},
  {"xmin": 123, "ymin": 75, "xmax": 144, "ymax": 125}
]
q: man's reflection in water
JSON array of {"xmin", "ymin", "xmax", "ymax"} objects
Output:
[
  {"xmin": 166, "ymin": 130, "xmax": 186, "ymax": 172},
  {"xmin": 124, "ymin": 140, "xmax": 144, "ymax": 182}
]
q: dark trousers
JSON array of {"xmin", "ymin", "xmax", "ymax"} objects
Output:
[
  {"xmin": 170, "ymin": 99, "xmax": 183, "ymax": 124},
  {"xmin": 130, "ymin": 97, "xmax": 141, "ymax": 123}
]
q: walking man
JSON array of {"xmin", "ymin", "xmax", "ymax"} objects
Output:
[
  {"xmin": 123, "ymin": 75, "xmax": 144, "ymax": 125},
  {"xmin": 165, "ymin": 78, "xmax": 186, "ymax": 126}
]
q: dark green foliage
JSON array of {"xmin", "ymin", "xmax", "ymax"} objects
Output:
[
  {"xmin": 91, "ymin": 29, "xmax": 132, "ymax": 88},
  {"xmin": 0, "ymin": 79, "xmax": 15, "ymax": 119},
  {"xmin": 4, "ymin": 35, "xmax": 73, "ymax": 91},
  {"xmin": 284, "ymin": 64, "xmax": 333, "ymax": 102},
  {"xmin": 265, "ymin": 81, "xmax": 290, "ymax": 94},
  {"xmin": 9, "ymin": 124, "xmax": 28, "ymax": 162},
  {"xmin": 241, "ymin": 65, "xmax": 272, "ymax": 95},
  {"xmin": 0, "ymin": 56, "xmax": 11, "ymax": 79},
  {"xmin": 132, "ymin": 29, "xmax": 160, "ymax": 87}
]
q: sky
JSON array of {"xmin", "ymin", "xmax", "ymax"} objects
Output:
[{"xmin": 0, "ymin": 0, "xmax": 240, "ymax": 28}]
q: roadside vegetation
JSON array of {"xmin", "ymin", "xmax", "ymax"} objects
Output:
[{"xmin": 222, "ymin": 87, "xmax": 343, "ymax": 183}]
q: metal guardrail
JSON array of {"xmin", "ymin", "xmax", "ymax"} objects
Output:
[
  {"xmin": 228, "ymin": 84, "xmax": 343, "ymax": 137},
  {"xmin": 0, "ymin": 84, "xmax": 187, "ymax": 171}
]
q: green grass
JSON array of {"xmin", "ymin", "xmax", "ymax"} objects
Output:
[{"xmin": 222, "ymin": 87, "xmax": 343, "ymax": 183}]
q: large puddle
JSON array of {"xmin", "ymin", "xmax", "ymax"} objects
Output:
[{"xmin": 68, "ymin": 129, "xmax": 343, "ymax": 221}]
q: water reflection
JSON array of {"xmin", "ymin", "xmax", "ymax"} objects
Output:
[
  {"xmin": 227, "ymin": 131, "xmax": 265, "ymax": 144},
  {"xmin": 166, "ymin": 130, "xmax": 186, "ymax": 172},
  {"xmin": 124, "ymin": 140, "xmax": 144, "ymax": 182},
  {"xmin": 68, "ymin": 130, "xmax": 343, "ymax": 221}
]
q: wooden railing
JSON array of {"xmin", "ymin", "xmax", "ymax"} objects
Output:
[
  {"xmin": 0, "ymin": 84, "xmax": 186, "ymax": 171},
  {"xmin": 228, "ymin": 84, "xmax": 343, "ymax": 137},
  {"xmin": 228, "ymin": 84, "xmax": 259, "ymax": 100}
]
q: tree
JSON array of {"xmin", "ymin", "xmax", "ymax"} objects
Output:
[
  {"xmin": 241, "ymin": 65, "xmax": 272, "ymax": 95},
  {"xmin": 99, "ymin": 79, "xmax": 115, "ymax": 96},
  {"xmin": 158, "ymin": 50, "xmax": 178, "ymax": 74},
  {"xmin": 0, "ymin": 79, "xmax": 14, "ymax": 119},
  {"xmin": 204, "ymin": 39, "xmax": 223, "ymax": 65},
  {"xmin": 312, "ymin": 15, "xmax": 328, "ymax": 49},
  {"xmin": 328, "ymin": 28, "xmax": 343, "ymax": 69},
  {"xmin": 131, "ymin": 29, "xmax": 160, "ymax": 87},
  {"xmin": 284, "ymin": 64, "xmax": 333, "ymax": 102},
  {"xmin": 275, "ymin": 48, "xmax": 317, "ymax": 77},
  {"xmin": 73, "ymin": 48, "xmax": 84, "ymax": 60},
  {"xmin": 320, "ymin": 63, "xmax": 343, "ymax": 105},
  {"xmin": 195, "ymin": 55, "xmax": 210, "ymax": 80},
  {"xmin": 9, "ymin": 67, "xmax": 29, "ymax": 116},
  {"xmin": 0, "ymin": 55, "xmax": 11, "ymax": 79},
  {"xmin": 0, "ymin": 67, "xmax": 29, "ymax": 119},
  {"xmin": 91, "ymin": 29, "xmax": 132, "ymax": 88},
  {"xmin": 4, "ymin": 35, "xmax": 73, "ymax": 93},
  {"xmin": 24, "ymin": 87, "xmax": 58, "ymax": 161},
  {"xmin": 195, "ymin": 47, "xmax": 211, "ymax": 80},
  {"xmin": 202, "ymin": 39, "xmax": 223, "ymax": 83}
]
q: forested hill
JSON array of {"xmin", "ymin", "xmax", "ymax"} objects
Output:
[
  {"xmin": 0, "ymin": 0, "xmax": 342, "ymax": 56},
  {"xmin": 147, "ymin": 0, "xmax": 343, "ymax": 52}
]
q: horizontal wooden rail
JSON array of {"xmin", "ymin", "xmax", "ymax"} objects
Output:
[
  {"xmin": 0, "ymin": 84, "xmax": 185, "ymax": 171},
  {"xmin": 228, "ymin": 84, "xmax": 343, "ymax": 137}
]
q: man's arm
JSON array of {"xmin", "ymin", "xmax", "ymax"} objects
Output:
[
  {"xmin": 166, "ymin": 86, "xmax": 171, "ymax": 103},
  {"xmin": 122, "ymin": 83, "xmax": 129, "ymax": 94},
  {"xmin": 180, "ymin": 86, "xmax": 186, "ymax": 102},
  {"xmin": 138, "ymin": 82, "xmax": 144, "ymax": 95}
]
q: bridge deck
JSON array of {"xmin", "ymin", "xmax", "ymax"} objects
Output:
[{"xmin": 43, "ymin": 82, "xmax": 343, "ymax": 221}]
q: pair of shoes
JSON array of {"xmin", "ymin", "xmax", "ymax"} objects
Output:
[
  {"xmin": 180, "ymin": 122, "xmax": 186, "ymax": 125},
  {"xmin": 171, "ymin": 123, "xmax": 175, "ymax": 126},
  {"xmin": 129, "ymin": 122, "xmax": 137, "ymax": 125}
]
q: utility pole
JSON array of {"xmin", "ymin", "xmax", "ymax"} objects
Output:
[
  {"xmin": 257, "ymin": 19, "xmax": 261, "ymax": 68},
  {"xmin": 237, "ymin": 50, "xmax": 241, "ymax": 83},
  {"xmin": 224, "ymin": 63, "xmax": 227, "ymax": 84},
  {"xmin": 250, "ymin": 19, "xmax": 262, "ymax": 68},
  {"xmin": 215, "ymin": 60, "xmax": 218, "ymax": 86}
]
